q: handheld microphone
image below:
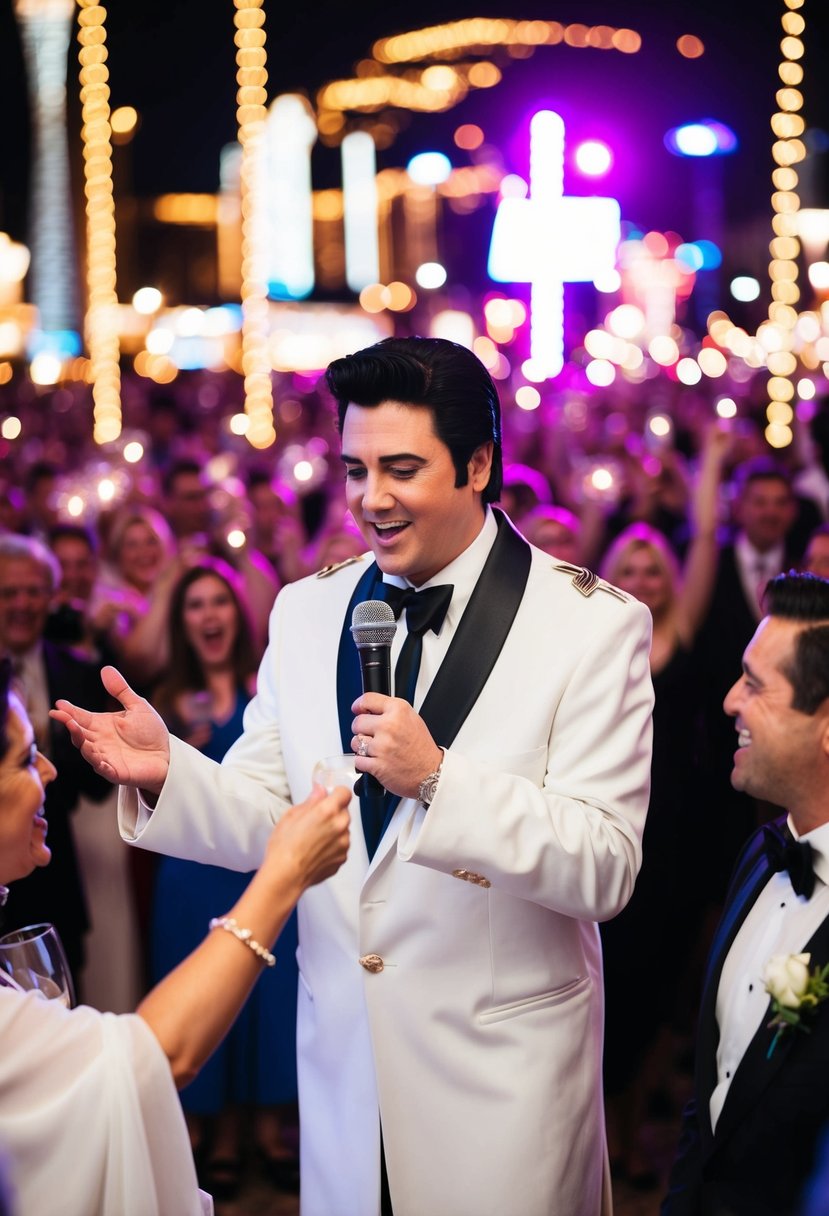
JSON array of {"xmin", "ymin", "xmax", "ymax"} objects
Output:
[{"xmin": 350, "ymin": 599, "xmax": 397, "ymax": 796}]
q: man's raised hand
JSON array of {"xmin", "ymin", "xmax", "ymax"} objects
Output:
[{"xmin": 50, "ymin": 665, "xmax": 171, "ymax": 794}]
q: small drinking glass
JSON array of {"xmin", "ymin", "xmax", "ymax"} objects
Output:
[
  {"xmin": 0, "ymin": 922, "xmax": 75, "ymax": 1007},
  {"xmin": 312, "ymin": 754, "xmax": 358, "ymax": 795}
]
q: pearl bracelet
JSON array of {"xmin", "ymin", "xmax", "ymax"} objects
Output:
[{"xmin": 209, "ymin": 916, "xmax": 276, "ymax": 967}]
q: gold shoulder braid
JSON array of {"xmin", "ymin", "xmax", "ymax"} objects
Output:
[
  {"xmin": 315, "ymin": 555, "xmax": 365, "ymax": 579},
  {"xmin": 552, "ymin": 562, "xmax": 629, "ymax": 602}
]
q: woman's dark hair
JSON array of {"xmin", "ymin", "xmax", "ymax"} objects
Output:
[
  {"xmin": 0, "ymin": 658, "xmax": 11, "ymax": 761},
  {"xmin": 154, "ymin": 561, "xmax": 258, "ymax": 721},
  {"xmin": 765, "ymin": 572, "xmax": 829, "ymax": 714},
  {"xmin": 326, "ymin": 336, "xmax": 503, "ymax": 503}
]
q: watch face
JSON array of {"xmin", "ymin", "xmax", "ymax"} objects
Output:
[{"xmin": 419, "ymin": 772, "xmax": 440, "ymax": 804}]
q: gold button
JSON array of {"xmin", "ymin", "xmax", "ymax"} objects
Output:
[
  {"xmin": 452, "ymin": 869, "xmax": 470, "ymax": 881},
  {"xmin": 359, "ymin": 954, "xmax": 384, "ymax": 973}
]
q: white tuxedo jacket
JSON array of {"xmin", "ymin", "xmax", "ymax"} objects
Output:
[{"xmin": 120, "ymin": 538, "xmax": 653, "ymax": 1216}]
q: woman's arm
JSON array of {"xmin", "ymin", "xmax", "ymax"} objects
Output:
[
  {"xmin": 136, "ymin": 785, "xmax": 350, "ymax": 1087},
  {"xmin": 676, "ymin": 424, "xmax": 731, "ymax": 642},
  {"xmin": 230, "ymin": 545, "xmax": 280, "ymax": 652},
  {"xmin": 113, "ymin": 556, "xmax": 188, "ymax": 682}
]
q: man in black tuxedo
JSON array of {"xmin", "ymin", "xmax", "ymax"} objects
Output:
[
  {"xmin": 0, "ymin": 535, "xmax": 109, "ymax": 987},
  {"xmin": 694, "ymin": 459, "xmax": 803, "ymax": 900},
  {"xmin": 663, "ymin": 572, "xmax": 829, "ymax": 1216}
]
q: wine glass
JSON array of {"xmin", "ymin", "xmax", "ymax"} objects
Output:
[
  {"xmin": 0, "ymin": 922, "xmax": 75, "ymax": 1007},
  {"xmin": 312, "ymin": 754, "xmax": 358, "ymax": 795}
]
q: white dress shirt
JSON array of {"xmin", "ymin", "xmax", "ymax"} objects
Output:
[
  {"xmin": 734, "ymin": 533, "xmax": 785, "ymax": 621},
  {"xmin": 382, "ymin": 507, "xmax": 497, "ymax": 708},
  {"xmin": 710, "ymin": 817, "xmax": 829, "ymax": 1131},
  {"xmin": 10, "ymin": 641, "xmax": 51, "ymax": 754}
]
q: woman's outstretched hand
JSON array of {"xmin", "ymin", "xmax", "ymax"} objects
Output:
[{"xmin": 50, "ymin": 665, "xmax": 171, "ymax": 795}]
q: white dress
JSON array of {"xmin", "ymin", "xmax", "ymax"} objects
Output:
[{"xmin": 0, "ymin": 981, "xmax": 211, "ymax": 1216}]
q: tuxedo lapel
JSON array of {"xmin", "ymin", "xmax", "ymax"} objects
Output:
[
  {"xmin": 377, "ymin": 512, "xmax": 531, "ymax": 838},
  {"xmin": 695, "ymin": 839, "xmax": 773, "ymax": 1154},
  {"xmin": 336, "ymin": 561, "xmax": 384, "ymax": 754},
  {"xmin": 336, "ymin": 514, "xmax": 532, "ymax": 862},
  {"xmin": 335, "ymin": 560, "xmax": 385, "ymax": 856},
  {"xmin": 707, "ymin": 857, "xmax": 829, "ymax": 1154}
]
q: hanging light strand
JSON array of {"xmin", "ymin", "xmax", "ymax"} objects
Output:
[
  {"xmin": 234, "ymin": 0, "xmax": 275, "ymax": 449},
  {"xmin": 77, "ymin": 0, "xmax": 121, "ymax": 443},
  {"xmin": 764, "ymin": 0, "xmax": 806, "ymax": 449}
]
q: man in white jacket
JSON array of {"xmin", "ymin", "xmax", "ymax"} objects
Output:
[{"xmin": 54, "ymin": 337, "xmax": 653, "ymax": 1216}]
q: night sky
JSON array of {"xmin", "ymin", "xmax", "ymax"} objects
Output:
[{"xmin": 1, "ymin": 1, "xmax": 827, "ymax": 274}]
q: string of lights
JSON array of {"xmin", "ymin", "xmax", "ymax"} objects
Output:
[
  {"xmin": 77, "ymin": 0, "xmax": 121, "ymax": 444},
  {"xmin": 763, "ymin": 0, "xmax": 806, "ymax": 449},
  {"xmin": 233, "ymin": 0, "xmax": 275, "ymax": 450},
  {"xmin": 315, "ymin": 19, "xmax": 642, "ymax": 148}
]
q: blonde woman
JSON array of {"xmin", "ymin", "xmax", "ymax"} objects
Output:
[{"xmin": 598, "ymin": 425, "xmax": 729, "ymax": 1185}]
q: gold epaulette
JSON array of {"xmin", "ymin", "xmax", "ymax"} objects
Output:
[
  {"xmin": 315, "ymin": 555, "xmax": 365, "ymax": 579},
  {"xmin": 551, "ymin": 562, "xmax": 629, "ymax": 602}
]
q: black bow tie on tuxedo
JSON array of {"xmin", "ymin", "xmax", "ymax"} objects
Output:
[
  {"xmin": 380, "ymin": 583, "xmax": 454, "ymax": 704},
  {"xmin": 763, "ymin": 822, "xmax": 815, "ymax": 899},
  {"xmin": 380, "ymin": 583, "xmax": 454, "ymax": 635}
]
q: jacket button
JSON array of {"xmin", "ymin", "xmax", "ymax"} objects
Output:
[{"xmin": 359, "ymin": 954, "xmax": 384, "ymax": 973}]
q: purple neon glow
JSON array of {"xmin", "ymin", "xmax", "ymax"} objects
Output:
[{"xmin": 488, "ymin": 109, "xmax": 621, "ymax": 380}]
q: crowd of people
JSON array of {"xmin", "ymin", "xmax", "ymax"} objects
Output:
[{"xmin": 1, "ymin": 345, "xmax": 829, "ymax": 1213}]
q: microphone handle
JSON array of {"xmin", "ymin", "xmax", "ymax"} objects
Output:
[
  {"xmin": 357, "ymin": 643, "xmax": 390, "ymax": 796},
  {"xmin": 358, "ymin": 646, "xmax": 391, "ymax": 696}
]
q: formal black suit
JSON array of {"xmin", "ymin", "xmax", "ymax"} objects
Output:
[
  {"xmin": 662, "ymin": 820, "xmax": 829, "ymax": 1216},
  {"xmin": 1, "ymin": 641, "xmax": 110, "ymax": 983}
]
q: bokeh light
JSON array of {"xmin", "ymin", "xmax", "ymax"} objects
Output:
[
  {"xmin": 407, "ymin": 151, "xmax": 453, "ymax": 185},
  {"xmin": 574, "ymin": 140, "xmax": 612, "ymax": 176},
  {"xmin": 415, "ymin": 262, "xmax": 447, "ymax": 289},
  {"xmin": 730, "ymin": 276, "xmax": 761, "ymax": 301}
]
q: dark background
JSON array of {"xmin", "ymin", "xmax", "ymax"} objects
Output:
[{"xmin": 1, "ymin": 0, "xmax": 827, "ymax": 296}]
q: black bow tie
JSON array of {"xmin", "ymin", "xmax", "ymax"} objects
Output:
[
  {"xmin": 380, "ymin": 583, "xmax": 453, "ymax": 638},
  {"xmin": 763, "ymin": 823, "xmax": 815, "ymax": 899}
]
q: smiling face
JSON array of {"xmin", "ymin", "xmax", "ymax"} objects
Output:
[
  {"xmin": 53, "ymin": 535, "xmax": 97, "ymax": 603},
  {"xmin": 118, "ymin": 520, "xmax": 166, "ymax": 592},
  {"xmin": 724, "ymin": 616, "xmax": 829, "ymax": 824},
  {"xmin": 341, "ymin": 400, "xmax": 493, "ymax": 587},
  {"xmin": 0, "ymin": 694, "xmax": 56, "ymax": 885},
  {"xmin": 0, "ymin": 557, "xmax": 53, "ymax": 654},
  {"xmin": 613, "ymin": 544, "xmax": 673, "ymax": 618},
  {"xmin": 736, "ymin": 477, "xmax": 795, "ymax": 553},
  {"xmin": 181, "ymin": 573, "xmax": 239, "ymax": 671}
]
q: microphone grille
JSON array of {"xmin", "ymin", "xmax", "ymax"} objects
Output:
[{"xmin": 351, "ymin": 599, "xmax": 397, "ymax": 647}]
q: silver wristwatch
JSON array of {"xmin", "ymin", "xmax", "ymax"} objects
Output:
[{"xmin": 417, "ymin": 757, "xmax": 443, "ymax": 807}]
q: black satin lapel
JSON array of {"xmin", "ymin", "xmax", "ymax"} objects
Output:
[
  {"xmin": 336, "ymin": 560, "xmax": 382, "ymax": 753},
  {"xmin": 695, "ymin": 844, "xmax": 773, "ymax": 1150},
  {"xmin": 419, "ymin": 512, "xmax": 531, "ymax": 744},
  {"xmin": 379, "ymin": 512, "xmax": 532, "ymax": 832},
  {"xmin": 713, "ymin": 897, "xmax": 829, "ymax": 1150}
]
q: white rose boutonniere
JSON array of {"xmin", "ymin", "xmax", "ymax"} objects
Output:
[{"xmin": 763, "ymin": 953, "xmax": 829, "ymax": 1058}]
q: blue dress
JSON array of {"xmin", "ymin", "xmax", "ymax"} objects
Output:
[{"xmin": 150, "ymin": 690, "xmax": 298, "ymax": 1113}]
